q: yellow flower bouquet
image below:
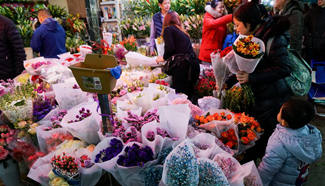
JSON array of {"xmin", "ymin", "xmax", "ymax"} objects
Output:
[{"xmin": 233, "ymin": 35, "xmax": 265, "ymax": 73}]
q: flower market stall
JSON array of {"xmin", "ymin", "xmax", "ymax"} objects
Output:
[
  {"xmin": 0, "ymin": 0, "xmax": 268, "ymax": 186},
  {"xmin": 0, "ymin": 35, "xmax": 265, "ymax": 185}
]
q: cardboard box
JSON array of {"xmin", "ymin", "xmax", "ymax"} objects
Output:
[{"xmin": 69, "ymin": 54, "xmax": 118, "ymax": 94}]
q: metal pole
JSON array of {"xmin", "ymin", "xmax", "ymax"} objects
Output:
[
  {"xmin": 85, "ymin": 0, "xmax": 102, "ymax": 43},
  {"xmin": 97, "ymin": 94, "xmax": 111, "ymax": 135}
]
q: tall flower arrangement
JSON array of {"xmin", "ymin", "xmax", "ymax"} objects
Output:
[
  {"xmin": 120, "ymin": 17, "xmax": 151, "ymax": 39},
  {"xmin": 181, "ymin": 14, "xmax": 203, "ymax": 40}
]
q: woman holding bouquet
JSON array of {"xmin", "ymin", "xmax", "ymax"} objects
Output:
[
  {"xmin": 232, "ymin": 0, "xmax": 293, "ymax": 160},
  {"xmin": 199, "ymin": 0, "xmax": 233, "ymax": 65},
  {"xmin": 156, "ymin": 11, "xmax": 200, "ymax": 101}
]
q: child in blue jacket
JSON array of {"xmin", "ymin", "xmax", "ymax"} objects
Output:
[{"xmin": 258, "ymin": 99, "xmax": 322, "ymax": 186}]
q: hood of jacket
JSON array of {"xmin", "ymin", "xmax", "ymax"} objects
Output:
[
  {"xmin": 276, "ymin": 124, "xmax": 322, "ymax": 164},
  {"xmin": 42, "ymin": 18, "xmax": 59, "ymax": 32},
  {"xmin": 255, "ymin": 15, "xmax": 290, "ymax": 41},
  {"xmin": 205, "ymin": 5, "xmax": 223, "ymax": 18}
]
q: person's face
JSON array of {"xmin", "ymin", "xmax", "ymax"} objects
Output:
[
  {"xmin": 215, "ymin": 2, "xmax": 225, "ymax": 15},
  {"xmin": 159, "ymin": 0, "xmax": 171, "ymax": 13},
  {"xmin": 274, "ymin": 0, "xmax": 287, "ymax": 10},
  {"xmin": 233, "ymin": 18, "xmax": 251, "ymax": 35},
  {"xmin": 318, "ymin": 0, "xmax": 325, "ymax": 7}
]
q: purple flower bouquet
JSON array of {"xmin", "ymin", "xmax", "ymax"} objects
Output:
[{"xmin": 92, "ymin": 137, "xmax": 124, "ymax": 172}]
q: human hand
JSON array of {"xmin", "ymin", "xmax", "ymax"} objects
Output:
[
  {"xmin": 236, "ymin": 71, "xmax": 249, "ymax": 84},
  {"xmin": 156, "ymin": 56, "xmax": 165, "ymax": 64},
  {"xmin": 150, "ymin": 51, "xmax": 156, "ymax": 56}
]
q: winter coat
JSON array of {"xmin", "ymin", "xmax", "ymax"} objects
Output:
[
  {"xmin": 222, "ymin": 32, "xmax": 238, "ymax": 50},
  {"xmin": 199, "ymin": 12, "xmax": 232, "ymax": 62},
  {"xmin": 0, "ymin": 15, "xmax": 26, "ymax": 80},
  {"xmin": 279, "ymin": 0, "xmax": 304, "ymax": 54},
  {"xmin": 163, "ymin": 25, "xmax": 200, "ymax": 99},
  {"xmin": 31, "ymin": 18, "xmax": 66, "ymax": 58},
  {"xmin": 258, "ymin": 124, "xmax": 322, "ymax": 186},
  {"xmin": 303, "ymin": 5, "xmax": 325, "ymax": 61},
  {"xmin": 250, "ymin": 16, "xmax": 293, "ymax": 130}
]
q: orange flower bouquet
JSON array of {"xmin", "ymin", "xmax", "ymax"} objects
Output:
[
  {"xmin": 120, "ymin": 36, "xmax": 138, "ymax": 52},
  {"xmin": 233, "ymin": 35, "xmax": 265, "ymax": 73},
  {"xmin": 234, "ymin": 113, "xmax": 264, "ymax": 152},
  {"xmin": 194, "ymin": 109, "xmax": 234, "ymax": 131}
]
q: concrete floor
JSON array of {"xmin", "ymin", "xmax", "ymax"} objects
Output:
[{"xmin": 306, "ymin": 114, "xmax": 325, "ymax": 186}]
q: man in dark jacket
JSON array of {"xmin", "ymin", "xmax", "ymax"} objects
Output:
[
  {"xmin": 31, "ymin": 9, "xmax": 66, "ymax": 58},
  {"xmin": 304, "ymin": 0, "xmax": 325, "ymax": 62},
  {"xmin": 0, "ymin": 15, "xmax": 26, "ymax": 81},
  {"xmin": 273, "ymin": 0, "xmax": 304, "ymax": 54}
]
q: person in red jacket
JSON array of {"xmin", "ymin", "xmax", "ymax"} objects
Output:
[{"xmin": 199, "ymin": 0, "xmax": 233, "ymax": 64}]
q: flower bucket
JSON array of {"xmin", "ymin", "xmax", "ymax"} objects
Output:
[{"xmin": 0, "ymin": 158, "xmax": 22, "ymax": 186}]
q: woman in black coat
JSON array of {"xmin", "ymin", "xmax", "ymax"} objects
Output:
[
  {"xmin": 0, "ymin": 15, "xmax": 26, "ymax": 81},
  {"xmin": 156, "ymin": 11, "xmax": 200, "ymax": 101},
  {"xmin": 232, "ymin": 1, "xmax": 293, "ymax": 160}
]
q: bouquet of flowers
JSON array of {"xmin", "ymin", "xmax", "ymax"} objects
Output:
[
  {"xmin": 197, "ymin": 158, "xmax": 229, "ymax": 186},
  {"xmin": 195, "ymin": 68, "xmax": 216, "ymax": 98},
  {"xmin": 117, "ymin": 143, "xmax": 154, "ymax": 167},
  {"xmin": 0, "ymin": 125, "xmax": 16, "ymax": 162},
  {"xmin": 162, "ymin": 140, "xmax": 199, "ymax": 185},
  {"xmin": 181, "ymin": 14, "xmax": 203, "ymax": 40},
  {"xmin": 61, "ymin": 102, "xmax": 100, "ymax": 144},
  {"xmin": 223, "ymin": 84, "xmax": 255, "ymax": 114},
  {"xmin": 16, "ymin": 120, "xmax": 39, "ymax": 136},
  {"xmin": 0, "ymin": 82, "xmax": 35, "ymax": 124},
  {"xmin": 232, "ymin": 35, "xmax": 265, "ymax": 73},
  {"xmin": 120, "ymin": 36, "xmax": 138, "ymax": 52},
  {"xmin": 155, "ymin": 36, "xmax": 164, "ymax": 57},
  {"xmin": 213, "ymin": 152, "xmax": 241, "ymax": 180},
  {"xmin": 210, "ymin": 51, "xmax": 231, "ymax": 98},
  {"xmin": 94, "ymin": 138, "xmax": 124, "ymax": 164},
  {"xmin": 33, "ymin": 97, "xmax": 54, "ymax": 122},
  {"xmin": 234, "ymin": 113, "xmax": 263, "ymax": 153},
  {"xmin": 50, "ymin": 152, "xmax": 80, "ymax": 184}
]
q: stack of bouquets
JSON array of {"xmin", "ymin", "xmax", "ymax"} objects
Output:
[
  {"xmin": 0, "ymin": 82, "xmax": 35, "ymax": 124},
  {"xmin": 57, "ymin": 52, "xmax": 83, "ymax": 66},
  {"xmin": 162, "ymin": 140, "xmax": 229, "ymax": 186},
  {"xmin": 23, "ymin": 57, "xmax": 53, "ymax": 75},
  {"xmin": 223, "ymin": 84, "xmax": 255, "ymax": 115},
  {"xmin": 195, "ymin": 68, "xmax": 216, "ymax": 98},
  {"xmin": 10, "ymin": 140, "xmax": 45, "ymax": 167}
]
